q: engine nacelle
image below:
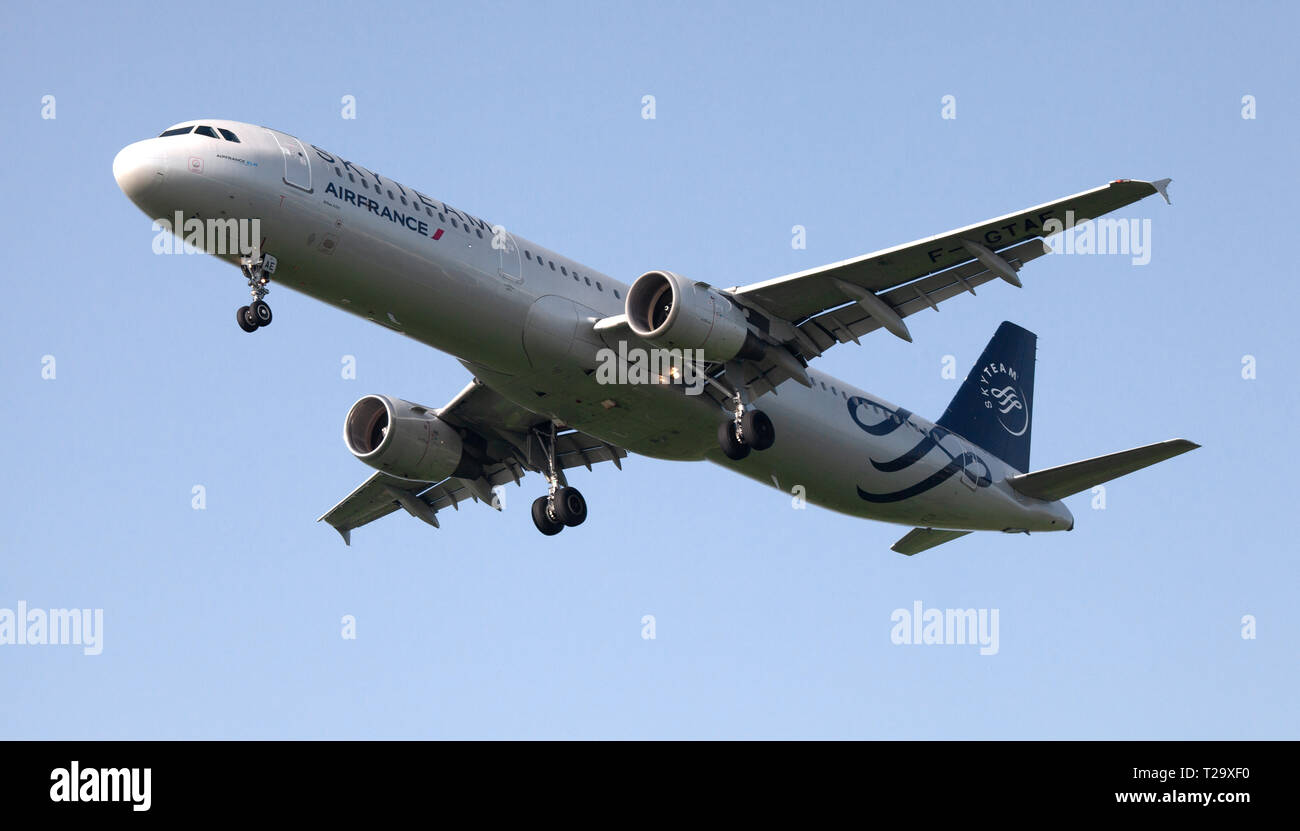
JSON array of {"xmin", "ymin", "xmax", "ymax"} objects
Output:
[
  {"xmin": 624, "ymin": 270, "xmax": 765, "ymax": 362},
  {"xmin": 343, "ymin": 394, "xmax": 467, "ymax": 482}
]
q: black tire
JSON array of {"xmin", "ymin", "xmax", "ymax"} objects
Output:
[
  {"xmin": 742, "ymin": 409, "xmax": 775, "ymax": 451},
  {"xmin": 717, "ymin": 419, "xmax": 750, "ymax": 460},
  {"xmin": 250, "ymin": 299, "xmax": 273, "ymax": 327},
  {"xmin": 553, "ymin": 487, "xmax": 588, "ymax": 527},
  {"xmin": 531, "ymin": 495, "xmax": 564, "ymax": 536},
  {"xmin": 237, "ymin": 305, "xmax": 259, "ymax": 332}
]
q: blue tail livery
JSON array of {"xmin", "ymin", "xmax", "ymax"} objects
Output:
[{"xmin": 937, "ymin": 321, "xmax": 1037, "ymax": 473}]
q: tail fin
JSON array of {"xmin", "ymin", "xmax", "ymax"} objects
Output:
[{"xmin": 937, "ymin": 321, "xmax": 1036, "ymax": 472}]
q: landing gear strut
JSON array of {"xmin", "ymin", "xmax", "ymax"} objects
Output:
[
  {"xmin": 237, "ymin": 253, "xmax": 277, "ymax": 332},
  {"xmin": 530, "ymin": 423, "xmax": 589, "ymax": 535},
  {"xmin": 717, "ymin": 389, "xmax": 775, "ymax": 461}
]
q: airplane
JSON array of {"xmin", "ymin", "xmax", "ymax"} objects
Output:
[{"xmin": 113, "ymin": 119, "xmax": 1197, "ymax": 555}]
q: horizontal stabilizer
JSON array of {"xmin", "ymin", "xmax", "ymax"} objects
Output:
[
  {"xmin": 1006, "ymin": 438, "xmax": 1199, "ymax": 502},
  {"xmin": 892, "ymin": 527, "xmax": 972, "ymax": 556}
]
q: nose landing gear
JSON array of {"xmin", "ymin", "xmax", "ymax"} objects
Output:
[
  {"xmin": 237, "ymin": 300, "xmax": 272, "ymax": 332},
  {"xmin": 237, "ymin": 254, "xmax": 277, "ymax": 332}
]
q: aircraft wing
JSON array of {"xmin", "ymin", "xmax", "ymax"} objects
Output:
[
  {"xmin": 318, "ymin": 379, "xmax": 626, "ymax": 544},
  {"xmin": 720, "ymin": 179, "xmax": 1171, "ymax": 398}
]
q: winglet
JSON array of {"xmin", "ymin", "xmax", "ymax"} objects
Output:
[
  {"xmin": 1151, "ymin": 178, "xmax": 1172, "ymax": 205},
  {"xmin": 317, "ymin": 513, "xmax": 353, "ymax": 545}
]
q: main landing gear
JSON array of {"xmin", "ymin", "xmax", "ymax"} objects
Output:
[
  {"xmin": 531, "ymin": 487, "xmax": 587, "ymax": 536},
  {"xmin": 237, "ymin": 254, "xmax": 277, "ymax": 333},
  {"xmin": 530, "ymin": 424, "xmax": 589, "ymax": 536},
  {"xmin": 717, "ymin": 391, "xmax": 775, "ymax": 461}
]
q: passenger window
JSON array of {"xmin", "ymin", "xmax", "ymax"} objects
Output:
[
  {"xmin": 193, "ymin": 125, "xmax": 218, "ymax": 139},
  {"xmin": 613, "ymin": 289, "xmax": 621, "ymax": 299},
  {"xmin": 561, "ymin": 266, "xmax": 568, "ymax": 275},
  {"xmin": 476, "ymin": 229, "xmax": 483, "ymax": 238},
  {"xmin": 218, "ymin": 128, "xmax": 240, "ymax": 142},
  {"xmin": 348, "ymin": 173, "xmax": 355, "ymax": 183},
  {"xmin": 400, "ymin": 196, "xmax": 407, "ymax": 206},
  {"xmin": 525, "ymin": 251, "xmax": 532, "ymax": 260},
  {"xmin": 425, "ymin": 207, "xmax": 432, "ymax": 217},
  {"xmin": 158, "ymin": 126, "xmax": 193, "ymax": 137},
  {"xmin": 387, "ymin": 190, "xmax": 394, "ymax": 200},
  {"xmin": 451, "ymin": 219, "xmax": 458, "ymax": 228},
  {"xmin": 584, "ymin": 277, "xmax": 591, "ymax": 286},
  {"xmin": 438, "ymin": 213, "xmax": 445, "ymax": 223},
  {"xmin": 549, "ymin": 261, "xmax": 556, "ymax": 270}
]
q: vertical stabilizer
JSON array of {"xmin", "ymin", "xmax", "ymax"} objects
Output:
[{"xmin": 936, "ymin": 321, "xmax": 1036, "ymax": 472}]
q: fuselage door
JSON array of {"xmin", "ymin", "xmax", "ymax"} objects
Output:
[
  {"xmin": 495, "ymin": 226, "xmax": 522, "ymax": 283},
  {"xmin": 268, "ymin": 130, "xmax": 312, "ymax": 192},
  {"xmin": 953, "ymin": 433, "xmax": 984, "ymax": 491},
  {"xmin": 935, "ymin": 426, "xmax": 979, "ymax": 491}
]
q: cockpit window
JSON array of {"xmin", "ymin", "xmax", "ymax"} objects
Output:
[
  {"xmin": 193, "ymin": 125, "xmax": 219, "ymax": 139},
  {"xmin": 159, "ymin": 126, "xmax": 193, "ymax": 137},
  {"xmin": 217, "ymin": 128, "xmax": 240, "ymax": 143}
]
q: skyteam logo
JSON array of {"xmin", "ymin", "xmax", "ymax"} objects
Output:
[
  {"xmin": 978, "ymin": 363, "xmax": 1029, "ymax": 437},
  {"xmin": 847, "ymin": 397, "xmax": 992, "ymax": 502}
]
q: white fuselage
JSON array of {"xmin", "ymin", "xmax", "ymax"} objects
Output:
[{"xmin": 113, "ymin": 119, "xmax": 1073, "ymax": 534}]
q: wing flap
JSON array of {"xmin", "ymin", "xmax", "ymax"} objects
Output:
[
  {"xmin": 799, "ymin": 238, "xmax": 1050, "ymax": 354},
  {"xmin": 317, "ymin": 471, "xmax": 428, "ymax": 544}
]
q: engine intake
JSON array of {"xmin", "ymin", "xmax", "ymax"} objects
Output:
[
  {"xmin": 624, "ymin": 270, "xmax": 765, "ymax": 363},
  {"xmin": 343, "ymin": 394, "xmax": 468, "ymax": 482}
]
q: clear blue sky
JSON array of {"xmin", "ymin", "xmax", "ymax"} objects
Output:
[{"xmin": 1, "ymin": 0, "xmax": 1294, "ymax": 739}]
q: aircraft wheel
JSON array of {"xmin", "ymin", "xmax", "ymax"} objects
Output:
[
  {"xmin": 718, "ymin": 420, "xmax": 750, "ymax": 460},
  {"xmin": 553, "ymin": 487, "xmax": 587, "ymax": 527},
  {"xmin": 742, "ymin": 409, "xmax": 775, "ymax": 451},
  {"xmin": 237, "ymin": 305, "xmax": 259, "ymax": 332},
  {"xmin": 531, "ymin": 496, "xmax": 564, "ymax": 536},
  {"xmin": 250, "ymin": 299, "xmax": 273, "ymax": 327}
]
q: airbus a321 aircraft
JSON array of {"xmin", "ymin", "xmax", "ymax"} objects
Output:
[{"xmin": 113, "ymin": 119, "xmax": 1197, "ymax": 554}]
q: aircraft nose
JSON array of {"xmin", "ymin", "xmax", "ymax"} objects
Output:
[{"xmin": 112, "ymin": 140, "xmax": 166, "ymax": 206}]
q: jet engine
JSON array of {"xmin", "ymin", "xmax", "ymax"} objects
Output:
[
  {"xmin": 343, "ymin": 394, "xmax": 471, "ymax": 482},
  {"xmin": 624, "ymin": 270, "xmax": 766, "ymax": 362}
]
